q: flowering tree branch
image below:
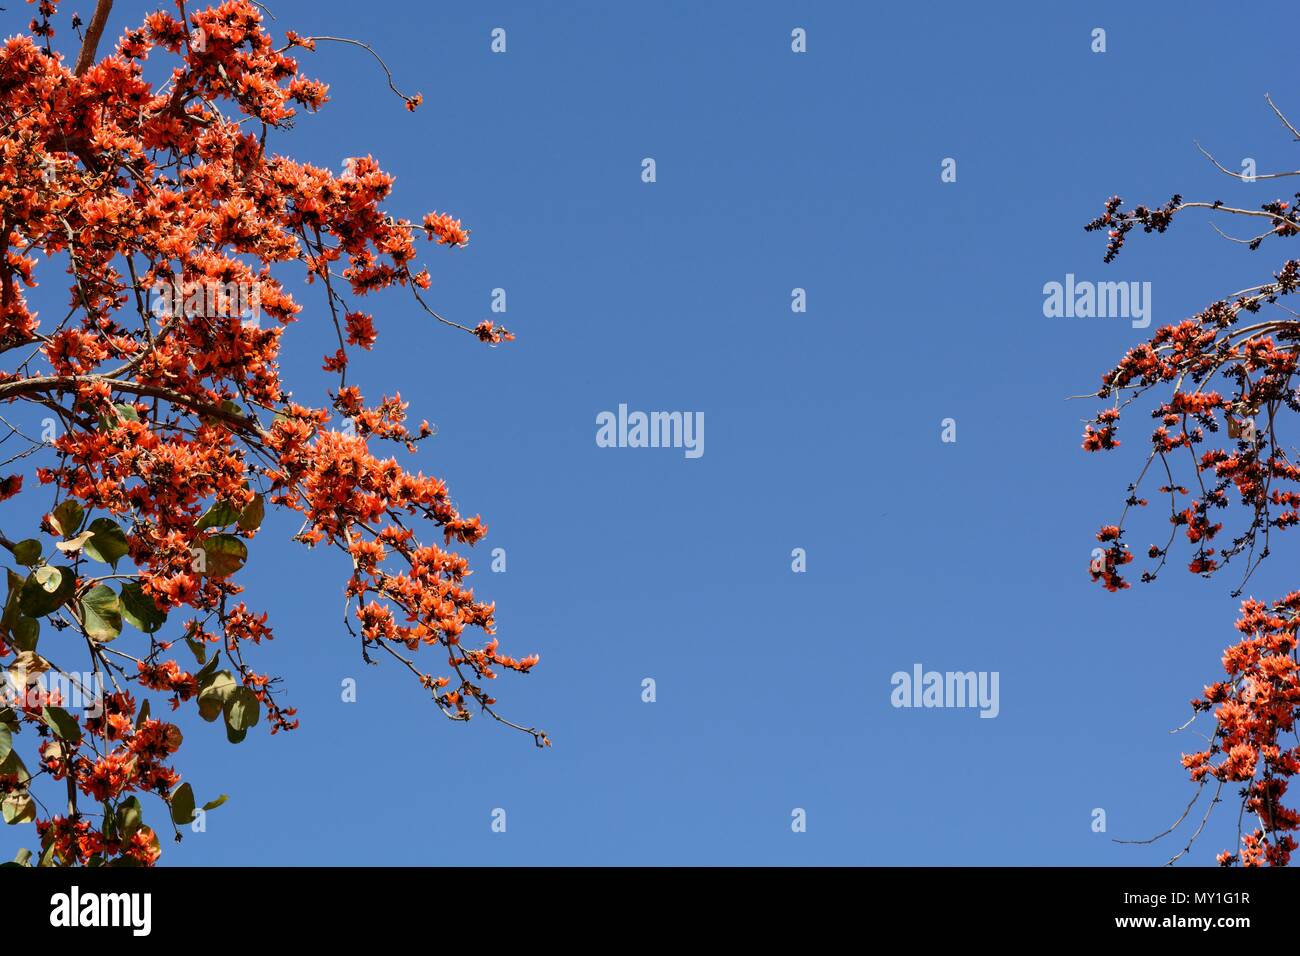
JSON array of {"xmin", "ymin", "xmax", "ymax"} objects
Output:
[
  {"xmin": 0, "ymin": 0, "xmax": 541, "ymax": 867},
  {"xmin": 1082, "ymin": 94, "xmax": 1300, "ymax": 866}
]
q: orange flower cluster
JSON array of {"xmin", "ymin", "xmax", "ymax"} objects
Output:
[
  {"xmin": 423, "ymin": 212, "xmax": 470, "ymax": 247},
  {"xmin": 36, "ymin": 816, "xmax": 161, "ymax": 867},
  {"xmin": 35, "ymin": 691, "xmax": 183, "ymax": 843},
  {"xmin": 1082, "ymin": 284, "xmax": 1300, "ymax": 591},
  {"xmin": 1185, "ymin": 595, "xmax": 1300, "ymax": 866}
]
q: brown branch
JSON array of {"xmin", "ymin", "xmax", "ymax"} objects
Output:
[
  {"xmin": 73, "ymin": 0, "xmax": 115, "ymax": 77},
  {"xmin": 0, "ymin": 374, "xmax": 266, "ymax": 436},
  {"xmin": 1266, "ymin": 93, "xmax": 1300, "ymax": 142},
  {"xmin": 292, "ymin": 36, "xmax": 420, "ymax": 107}
]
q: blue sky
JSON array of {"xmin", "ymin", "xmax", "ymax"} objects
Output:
[{"xmin": 7, "ymin": 0, "xmax": 1300, "ymax": 865}]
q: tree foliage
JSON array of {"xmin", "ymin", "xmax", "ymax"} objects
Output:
[{"xmin": 0, "ymin": 0, "xmax": 542, "ymax": 867}]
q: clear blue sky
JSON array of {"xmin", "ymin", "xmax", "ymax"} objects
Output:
[{"xmin": 6, "ymin": 0, "xmax": 1300, "ymax": 865}]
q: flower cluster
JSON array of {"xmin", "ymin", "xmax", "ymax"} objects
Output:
[{"xmin": 1185, "ymin": 595, "xmax": 1300, "ymax": 866}]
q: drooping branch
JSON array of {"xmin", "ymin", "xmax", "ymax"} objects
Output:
[{"xmin": 1081, "ymin": 96, "xmax": 1300, "ymax": 866}]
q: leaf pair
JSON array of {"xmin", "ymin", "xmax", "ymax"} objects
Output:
[{"xmin": 196, "ymin": 658, "xmax": 261, "ymax": 744}]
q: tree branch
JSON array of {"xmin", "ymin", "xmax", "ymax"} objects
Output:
[
  {"xmin": 73, "ymin": 0, "xmax": 114, "ymax": 77},
  {"xmin": 0, "ymin": 374, "xmax": 266, "ymax": 436}
]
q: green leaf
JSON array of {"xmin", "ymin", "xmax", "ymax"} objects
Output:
[
  {"xmin": 0, "ymin": 726, "xmax": 10, "ymax": 763},
  {"xmin": 197, "ymin": 670, "xmax": 236, "ymax": 722},
  {"xmin": 11, "ymin": 540, "xmax": 42, "ymax": 567},
  {"xmin": 50, "ymin": 500, "xmax": 83, "ymax": 537},
  {"xmin": 11, "ymin": 616, "xmax": 37, "ymax": 652},
  {"xmin": 119, "ymin": 582, "xmax": 165, "ymax": 634},
  {"xmin": 184, "ymin": 636, "xmax": 206, "ymax": 665},
  {"xmin": 223, "ymin": 686, "xmax": 260, "ymax": 732},
  {"xmin": 224, "ymin": 722, "xmax": 247, "ymax": 744},
  {"xmin": 18, "ymin": 566, "xmax": 74, "ymax": 617},
  {"xmin": 1, "ymin": 568, "xmax": 22, "ymax": 633},
  {"xmin": 2, "ymin": 792, "xmax": 35, "ymax": 825},
  {"xmin": 5, "ymin": 795, "xmax": 34, "ymax": 824},
  {"xmin": 200, "ymin": 534, "xmax": 247, "ymax": 578},
  {"xmin": 195, "ymin": 501, "xmax": 240, "ymax": 532},
  {"xmin": 98, "ymin": 403, "xmax": 141, "ymax": 431},
  {"xmin": 117, "ymin": 796, "xmax": 145, "ymax": 840},
  {"xmin": 195, "ymin": 651, "xmax": 220, "ymax": 685},
  {"xmin": 7, "ymin": 650, "xmax": 47, "ymax": 685},
  {"xmin": 83, "ymin": 518, "xmax": 129, "ymax": 566},
  {"xmin": 201, "ymin": 794, "xmax": 228, "ymax": 812},
  {"xmin": 79, "ymin": 585, "xmax": 122, "ymax": 642},
  {"xmin": 41, "ymin": 705, "xmax": 82, "ymax": 744},
  {"xmin": 11, "ymin": 848, "xmax": 31, "ymax": 866},
  {"xmin": 169, "ymin": 783, "xmax": 196, "ymax": 825},
  {"xmin": 237, "ymin": 494, "xmax": 265, "ymax": 532},
  {"xmin": 0, "ymin": 749, "xmax": 29, "ymax": 786},
  {"xmin": 135, "ymin": 698, "xmax": 150, "ymax": 730},
  {"xmin": 100, "ymin": 800, "xmax": 118, "ymax": 841}
]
